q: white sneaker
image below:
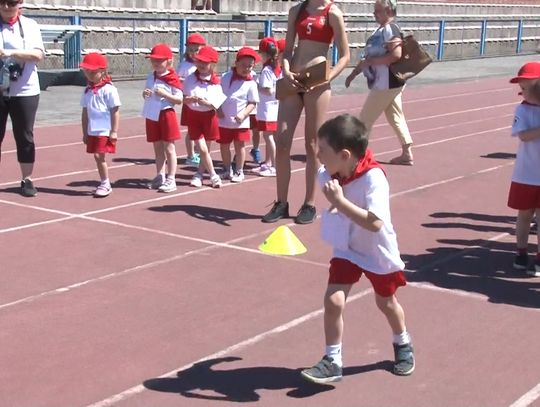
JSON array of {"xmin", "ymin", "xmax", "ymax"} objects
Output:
[
  {"xmin": 231, "ymin": 171, "xmax": 244, "ymax": 183},
  {"xmin": 148, "ymin": 174, "xmax": 164, "ymax": 189},
  {"xmin": 190, "ymin": 173, "xmax": 203, "ymax": 188},
  {"xmin": 158, "ymin": 177, "xmax": 177, "ymax": 193},
  {"xmin": 220, "ymin": 167, "xmax": 233, "ymax": 180},
  {"xmin": 210, "ymin": 174, "xmax": 222, "ymax": 188},
  {"xmin": 259, "ymin": 166, "xmax": 276, "ymax": 177},
  {"xmin": 94, "ymin": 183, "xmax": 112, "ymax": 197}
]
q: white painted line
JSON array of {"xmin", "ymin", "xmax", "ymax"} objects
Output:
[
  {"xmin": 508, "ymin": 383, "xmax": 540, "ymax": 407},
  {"xmin": 84, "ymin": 287, "xmax": 374, "ymax": 407}
]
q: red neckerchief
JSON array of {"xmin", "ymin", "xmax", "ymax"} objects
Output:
[
  {"xmin": 85, "ymin": 75, "xmax": 113, "ymax": 94},
  {"xmin": 154, "ymin": 70, "xmax": 182, "ymax": 90},
  {"xmin": 230, "ymin": 68, "xmax": 252, "ymax": 86},
  {"xmin": 195, "ymin": 70, "xmax": 220, "ymax": 85},
  {"xmin": 333, "ymin": 149, "xmax": 385, "ymax": 186},
  {"xmin": 5, "ymin": 10, "xmax": 21, "ymax": 27},
  {"xmin": 264, "ymin": 60, "xmax": 282, "ymax": 78}
]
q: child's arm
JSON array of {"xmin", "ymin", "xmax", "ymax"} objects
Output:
[
  {"xmin": 258, "ymin": 85, "xmax": 273, "ymax": 96},
  {"xmin": 154, "ymin": 87, "xmax": 183, "ymax": 105},
  {"xmin": 235, "ymin": 101, "xmax": 256, "ymax": 123},
  {"xmin": 81, "ymin": 108, "xmax": 88, "ymax": 144},
  {"xmin": 109, "ymin": 106, "xmax": 120, "ymax": 141},
  {"xmin": 322, "ymin": 179, "xmax": 384, "ymax": 232},
  {"xmin": 517, "ymin": 127, "xmax": 540, "ymax": 142}
]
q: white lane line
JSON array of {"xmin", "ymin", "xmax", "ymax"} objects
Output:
[
  {"xmin": 509, "ymin": 383, "xmax": 540, "ymax": 407},
  {"xmin": 84, "ymin": 287, "xmax": 374, "ymax": 407}
]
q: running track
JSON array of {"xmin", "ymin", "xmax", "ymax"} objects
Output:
[{"xmin": 0, "ymin": 76, "xmax": 539, "ymax": 407}]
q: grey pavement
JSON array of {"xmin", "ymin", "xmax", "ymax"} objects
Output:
[{"xmin": 36, "ymin": 54, "xmax": 539, "ymax": 128}]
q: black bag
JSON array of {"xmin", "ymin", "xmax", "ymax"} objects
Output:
[{"xmin": 390, "ymin": 35, "xmax": 432, "ymax": 82}]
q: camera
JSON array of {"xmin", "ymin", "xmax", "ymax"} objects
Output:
[{"xmin": 6, "ymin": 62, "xmax": 23, "ymax": 82}]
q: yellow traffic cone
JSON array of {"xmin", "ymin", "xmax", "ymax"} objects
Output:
[{"xmin": 258, "ymin": 225, "xmax": 307, "ymax": 256}]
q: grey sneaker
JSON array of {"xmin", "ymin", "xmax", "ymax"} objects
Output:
[
  {"xmin": 393, "ymin": 343, "xmax": 415, "ymax": 376},
  {"xmin": 148, "ymin": 174, "xmax": 164, "ymax": 190},
  {"xmin": 295, "ymin": 204, "xmax": 316, "ymax": 225},
  {"xmin": 20, "ymin": 178, "xmax": 37, "ymax": 197},
  {"xmin": 513, "ymin": 253, "xmax": 529, "ymax": 270},
  {"xmin": 301, "ymin": 355, "xmax": 343, "ymax": 384},
  {"xmin": 527, "ymin": 259, "xmax": 540, "ymax": 277},
  {"xmin": 261, "ymin": 201, "xmax": 289, "ymax": 223}
]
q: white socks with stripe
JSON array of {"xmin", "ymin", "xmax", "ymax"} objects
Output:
[
  {"xmin": 393, "ymin": 330, "xmax": 411, "ymax": 346},
  {"xmin": 325, "ymin": 343, "xmax": 343, "ymax": 367}
]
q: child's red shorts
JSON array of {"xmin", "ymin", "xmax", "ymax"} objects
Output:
[
  {"xmin": 329, "ymin": 257, "xmax": 406, "ymax": 297},
  {"xmin": 146, "ymin": 109, "xmax": 181, "ymax": 142},
  {"xmin": 218, "ymin": 127, "xmax": 251, "ymax": 144},
  {"xmin": 508, "ymin": 181, "xmax": 540, "ymax": 210},
  {"xmin": 86, "ymin": 136, "xmax": 116, "ymax": 154},
  {"xmin": 187, "ymin": 109, "xmax": 220, "ymax": 141}
]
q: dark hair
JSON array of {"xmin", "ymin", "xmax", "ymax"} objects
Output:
[
  {"xmin": 532, "ymin": 80, "xmax": 540, "ymax": 102},
  {"xmin": 318, "ymin": 114, "xmax": 369, "ymax": 158},
  {"xmin": 295, "ymin": 0, "xmax": 309, "ymax": 25}
]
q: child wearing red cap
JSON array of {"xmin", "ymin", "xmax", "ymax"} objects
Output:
[
  {"xmin": 80, "ymin": 52, "xmax": 121, "ymax": 198},
  {"xmin": 143, "ymin": 43, "xmax": 183, "ymax": 193},
  {"xmin": 177, "ymin": 33, "xmax": 207, "ymax": 168},
  {"xmin": 218, "ymin": 47, "xmax": 260, "ymax": 183},
  {"xmin": 253, "ymin": 37, "xmax": 282, "ymax": 177},
  {"xmin": 508, "ymin": 61, "xmax": 540, "ymax": 277},
  {"xmin": 182, "ymin": 45, "xmax": 226, "ymax": 188}
]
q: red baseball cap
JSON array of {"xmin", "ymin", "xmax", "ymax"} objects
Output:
[
  {"xmin": 80, "ymin": 52, "xmax": 108, "ymax": 70},
  {"xmin": 510, "ymin": 62, "xmax": 540, "ymax": 83},
  {"xmin": 186, "ymin": 33, "xmax": 206, "ymax": 46},
  {"xmin": 277, "ymin": 38, "xmax": 286, "ymax": 52},
  {"xmin": 193, "ymin": 46, "xmax": 219, "ymax": 63},
  {"xmin": 259, "ymin": 37, "xmax": 278, "ymax": 54},
  {"xmin": 236, "ymin": 46, "xmax": 261, "ymax": 63},
  {"xmin": 147, "ymin": 43, "xmax": 173, "ymax": 59}
]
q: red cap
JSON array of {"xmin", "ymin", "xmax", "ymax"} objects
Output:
[
  {"xmin": 236, "ymin": 46, "xmax": 261, "ymax": 63},
  {"xmin": 258, "ymin": 37, "xmax": 278, "ymax": 54},
  {"xmin": 146, "ymin": 43, "xmax": 173, "ymax": 59},
  {"xmin": 80, "ymin": 52, "xmax": 108, "ymax": 70},
  {"xmin": 193, "ymin": 46, "xmax": 219, "ymax": 63},
  {"xmin": 510, "ymin": 62, "xmax": 540, "ymax": 83},
  {"xmin": 276, "ymin": 38, "xmax": 286, "ymax": 52},
  {"xmin": 186, "ymin": 33, "xmax": 206, "ymax": 46}
]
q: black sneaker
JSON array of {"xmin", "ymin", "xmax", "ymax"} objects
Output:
[
  {"xmin": 295, "ymin": 204, "xmax": 316, "ymax": 225},
  {"xmin": 20, "ymin": 178, "xmax": 37, "ymax": 197},
  {"xmin": 301, "ymin": 355, "xmax": 343, "ymax": 384},
  {"xmin": 513, "ymin": 253, "xmax": 529, "ymax": 270},
  {"xmin": 262, "ymin": 201, "xmax": 289, "ymax": 223},
  {"xmin": 393, "ymin": 343, "xmax": 415, "ymax": 376},
  {"xmin": 527, "ymin": 259, "xmax": 540, "ymax": 277}
]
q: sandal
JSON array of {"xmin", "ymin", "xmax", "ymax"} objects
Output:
[{"xmin": 390, "ymin": 155, "xmax": 414, "ymax": 166}]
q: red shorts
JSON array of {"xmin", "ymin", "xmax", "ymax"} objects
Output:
[
  {"xmin": 187, "ymin": 109, "xmax": 220, "ymax": 141},
  {"xmin": 180, "ymin": 103, "xmax": 191, "ymax": 127},
  {"xmin": 146, "ymin": 109, "xmax": 181, "ymax": 142},
  {"xmin": 257, "ymin": 120, "xmax": 277, "ymax": 132},
  {"xmin": 218, "ymin": 127, "xmax": 251, "ymax": 144},
  {"xmin": 249, "ymin": 115, "xmax": 258, "ymax": 130},
  {"xmin": 329, "ymin": 257, "xmax": 406, "ymax": 297},
  {"xmin": 508, "ymin": 181, "xmax": 540, "ymax": 210},
  {"xmin": 86, "ymin": 136, "xmax": 116, "ymax": 154}
]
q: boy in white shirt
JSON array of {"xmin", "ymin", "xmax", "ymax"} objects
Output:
[
  {"xmin": 301, "ymin": 113, "xmax": 414, "ymax": 384},
  {"xmin": 80, "ymin": 53, "xmax": 121, "ymax": 197}
]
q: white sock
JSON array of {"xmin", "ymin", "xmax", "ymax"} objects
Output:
[
  {"xmin": 393, "ymin": 330, "xmax": 411, "ymax": 346},
  {"xmin": 166, "ymin": 174, "xmax": 175, "ymax": 181},
  {"xmin": 101, "ymin": 179, "xmax": 110, "ymax": 187},
  {"xmin": 326, "ymin": 343, "xmax": 343, "ymax": 367}
]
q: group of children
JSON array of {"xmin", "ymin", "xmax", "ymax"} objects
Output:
[{"xmin": 80, "ymin": 33, "xmax": 286, "ymax": 197}]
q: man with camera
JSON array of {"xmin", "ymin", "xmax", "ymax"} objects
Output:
[{"xmin": 0, "ymin": 0, "xmax": 44, "ymax": 197}]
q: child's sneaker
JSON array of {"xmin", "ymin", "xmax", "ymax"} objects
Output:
[
  {"xmin": 251, "ymin": 163, "xmax": 270, "ymax": 174},
  {"xmin": 300, "ymin": 355, "xmax": 343, "ymax": 384},
  {"xmin": 393, "ymin": 343, "xmax": 415, "ymax": 376},
  {"xmin": 210, "ymin": 174, "xmax": 222, "ymax": 188},
  {"xmin": 185, "ymin": 153, "xmax": 200, "ymax": 167},
  {"xmin": 259, "ymin": 166, "xmax": 276, "ymax": 177},
  {"xmin": 527, "ymin": 259, "xmax": 540, "ymax": 277},
  {"xmin": 250, "ymin": 148, "xmax": 262, "ymax": 164},
  {"xmin": 190, "ymin": 173, "xmax": 203, "ymax": 188},
  {"xmin": 148, "ymin": 174, "xmax": 164, "ymax": 190},
  {"xmin": 158, "ymin": 177, "xmax": 177, "ymax": 193},
  {"xmin": 513, "ymin": 253, "xmax": 529, "ymax": 270},
  {"xmin": 94, "ymin": 183, "xmax": 112, "ymax": 198},
  {"xmin": 220, "ymin": 167, "xmax": 233, "ymax": 180},
  {"xmin": 231, "ymin": 170, "xmax": 244, "ymax": 183}
]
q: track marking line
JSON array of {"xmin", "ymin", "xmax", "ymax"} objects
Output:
[{"xmin": 508, "ymin": 383, "xmax": 540, "ymax": 407}]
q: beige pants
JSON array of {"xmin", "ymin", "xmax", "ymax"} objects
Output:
[{"xmin": 359, "ymin": 86, "xmax": 413, "ymax": 146}]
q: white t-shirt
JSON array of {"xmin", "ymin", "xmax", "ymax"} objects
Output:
[
  {"xmin": 511, "ymin": 102, "xmax": 540, "ymax": 186},
  {"xmin": 176, "ymin": 60, "xmax": 196, "ymax": 81},
  {"xmin": 183, "ymin": 72, "xmax": 226, "ymax": 112},
  {"xmin": 144, "ymin": 72, "xmax": 183, "ymax": 111},
  {"xmin": 219, "ymin": 71, "xmax": 259, "ymax": 129},
  {"xmin": 256, "ymin": 65, "xmax": 280, "ymax": 122},
  {"xmin": 318, "ymin": 166, "xmax": 405, "ymax": 275},
  {"xmin": 0, "ymin": 16, "xmax": 44, "ymax": 97},
  {"xmin": 80, "ymin": 83, "xmax": 121, "ymax": 136}
]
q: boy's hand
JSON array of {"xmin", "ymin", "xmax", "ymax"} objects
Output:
[
  {"xmin": 142, "ymin": 88, "xmax": 152, "ymax": 98},
  {"xmin": 322, "ymin": 179, "xmax": 344, "ymax": 206},
  {"xmin": 109, "ymin": 131, "xmax": 118, "ymax": 141},
  {"xmin": 234, "ymin": 113, "xmax": 245, "ymax": 123},
  {"xmin": 153, "ymin": 87, "xmax": 168, "ymax": 98}
]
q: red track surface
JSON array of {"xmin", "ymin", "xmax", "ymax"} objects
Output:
[{"xmin": 1, "ymin": 77, "xmax": 539, "ymax": 407}]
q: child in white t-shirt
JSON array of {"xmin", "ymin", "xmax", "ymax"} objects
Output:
[
  {"xmin": 507, "ymin": 62, "xmax": 540, "ymax": 277},
  {"xmin": 301, "ymin": 113, "xmax": 414, "ymax": 384},
  {"xmin": 80, "ymin": 53, "xmax": 121, "ymax": 198}
]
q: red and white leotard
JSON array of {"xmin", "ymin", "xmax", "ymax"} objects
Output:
[{"xmin": 295, "ymin": 2, "xmax": 334, "ymax": 44}]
